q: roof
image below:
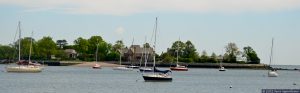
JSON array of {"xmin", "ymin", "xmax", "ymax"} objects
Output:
[
  {"xmin": 64, "ymin": 49, "xmax": 77, "ymax": 54},
  {"xmin": 122, "ymin": 45, "xmax": 154, "ymax": 54}
]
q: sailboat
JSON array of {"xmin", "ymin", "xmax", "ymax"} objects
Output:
[
  {"xmin": 170, "ymin": 39, "xmax": 188, "ymax": 71},
  {"xmin": 219, "ymin": 56, "xmax": 226, "ymax": 71},
  {"xmin": 268, "ymin": 38, "xmax": 278, "ymax": 77},
  {"xmin": 6, "ymin": 21, "xmax": 42, "ymax": 73},
  {"xmin": 219, "ymin": 66, "xmax": 226, "ymax": 71},
  {"xmin": 92, "ymin": 42, "xmax": 101, "ymax": 69},
  {"xmin": 113, "ymin": 49, "xmax": 133, "ymax": 71},
  {"xmin": 139, "ymin": 37, "xmax": 153, "ymax": 72},
  {"xmin": 126, "ymin": 38, "xmax": 140, "ymax": 69},
  {"xmin": 142, "ymin": 17, "xmax": 172, "ymax": 81},
  {"xmin": 27, "ymin": 31, "xmax": 43, "ymax": 68}
]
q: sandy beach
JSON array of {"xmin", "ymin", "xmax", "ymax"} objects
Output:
[{"xmin": 67, "ymin": 61, "xmax": 122, "ymax": 67}]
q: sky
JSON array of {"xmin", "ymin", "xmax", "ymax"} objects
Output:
[{"xmin": 0, "ymin": 0, "xmax": 300, "ymax": 65}]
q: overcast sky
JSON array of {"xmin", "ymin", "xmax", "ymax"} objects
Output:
[{"xmin": 1, "ymin": 0, "xmax": 300, "ymax": 65}]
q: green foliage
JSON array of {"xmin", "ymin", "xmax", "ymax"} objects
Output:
[
  {"xmin": 112, "ymin": 40, "xmax": 125, "ymax": 52},
  {"xmin": 199, "ymin": 51, "xmax": 209, "ymax": 63},
  {"xmin": 209, "ymin": 52, "xmax": 218, "ymax": 63},
  {"xmin": 224, "ymin": 42, "xmax": 240, "ymax": 63},
  {"xmin": 73, "ymin": 36, "xmax": 112, "ymax": 61},
  {"xmin": 36, "ymin": 36, "xmax": 57, "ymax": 60},
  {"xmin": 74, "ymin": 37, "xmax": 89, "ymax": 54},
  {"xmin": 18, "ymin": 37, "xmax": 35, "ymax": 60},
  {"xmin": 87, "ymin": 36, "xmax": 103, "ymax": 54},
  {"xmin": 168, "ymin": 40, "xmax": 185, "ymax": 57},
  {"xmin": 183, "ymin": 40, "xmax": 198, "ymax": 61},
  {"xmin": 56, "ymin": 39, "xmax": 68, "ymax": 49},
  {"xmin": 165, "ymin": 40, "xmax": 198, "ymax": 63},
  {"xmin": 160, "ymin": 52, "xmax": 174, "ymax": 63},
  {"xmin": 178, "ymin": 58, "xmax": 193, "ymax": 63},
  {"xmin": 243, "ymin": 46, "xmax": 260, "ymax": 64},
  {"xmin": 0, "ymin": 34, "xmax": 261, "ymax": 65},
  {"xmin": 0, "ymin": 45, "xmax": 16, "ymax": 60},
  {"xmin": 106, "ymin": 51, "xmax": 119, "ymax": 61},
  {"xmin": 55, "ymin": 50, "xmax": 68, "ymax": 60}
]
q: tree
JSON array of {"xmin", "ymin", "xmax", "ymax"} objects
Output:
[
  {"xmin": 0, "ymin": 45, "xmax": 16, "ymax": 60},
  {"xmin": 19, "ymin": 37, "xmax": 35, "ymax": 60},
  {"xmin": 106, "ymin": 51, "xmax": 119, "ymax": 61},
  {"xmin": 224, "ymin": 42, "xmax": 240, "ymax": 63},
  {"xmin": 143, "ymin": 43, "xmax": 151, "ymax": 48},
  {"xmin": 74, "ymin": 37, "xmax": 89, "ymax": 54},
  {"xmin": 209, "ymin": 52, "xmax": 218, "ymax": 63},
  {"xmin": 169, "ymin": 40, "xmax": 185, "ymax": 57},
  {"xmin": 184, "ymin": 40, "xmax": 198, "ymax": 62},
  {"xmin": 87, "ymin": 36, "xmax": 112, "ymax": 61},
  {"xmin": 199, "ymin": 50, "xmax": 209, "ymax": 62},
  {"xmin": 166, "ymin": 40, "xmax": 199, "ymax": 63},
  {"xmin": 112, "ymin": 40, "xmax": 125, "ymax": 52},
  {"xmin": 36, "ymin": 36, "xmax": 57, "ymax": 60},
  {"xmin": 56, "ymin": 39, "xmax": 68, "ymax": 49},
  {"xmin": 160, "ymin": 52, "xmax": 174, "ymax": 63},
  {"xmin": 74, "ymin": 37, "xmax": 90, "ymax": 61},
  {"xmin": 73, "ymin": 36, "xmax": 111, "ymax": 61},
  {"xmin": 243, "ymin": 46, "xmax": 260, "ymax": 64},
  {"xmin": 55, "ymin": 50, "xmax": 68, "ymax": 60},
  {"xmin": 88, "ymin": 36, "xmax": 103, "ymax": 55},
  {"xmin": 97, "ymin": 42, "xmax": 111, "ymax": 61}
]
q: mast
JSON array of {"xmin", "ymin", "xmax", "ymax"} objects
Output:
[
  {"xmin": 131, "ymin": 37, "xmax": 134, "ymax": 66},
  {"xmin": 269, "ymin": 38, "xmax": 274, "ymax": 68},
  {"xmin": 140, "ymin": 36, "xmax": 146, "ymax": 67},
  {"xmin": 119, "ymin": 39, "xmax": 123, "ymax": 65},
  {"xmin": 95, "ymin": 41, "xmax": 99, "ymax": 63},
  {"xmin": 119, "ymin": 49, "xmax": 122, "ymax": 65},
  {"xmin": 153, "ymin": 17, "xmax": 157, "ymax": 68},
  {"xmin": 144, "ymin": 36, "xmax": 148, "ymax": 68},
  {"xmin": 18, "ymin": 21, "xmax": 21, "ymax": 61},
  {"xmin": 176, "ymin": 38, "xmax": 180, "ymax": 65},
  {"xmin": 29, "ymin": 31, "xmax": 33, "ymax": 62}
]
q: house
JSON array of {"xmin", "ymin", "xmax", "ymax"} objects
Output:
[
  {"xmin": 122, "ymin": 45, "xmax": 154, "ymax": 63},
  {"xmin": 64, "ymin": 49, "xmax": 77, "ymax": 58}
]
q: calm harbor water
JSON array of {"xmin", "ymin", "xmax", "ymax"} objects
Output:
[{"xmin": 0, "ymin": 65, "xmax": 300, "ymax": 93}]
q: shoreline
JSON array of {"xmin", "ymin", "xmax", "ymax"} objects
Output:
[
  {"xmin": 3, "ymin": 61, "xmax": 299, "ymax": 70},
  {"xmin": 61, "ymin": 61, "xmax": 268, "ymax": 69},
  {"xmin": 61, "ymin": 61, "xmax": 121, "ymax": 67}
]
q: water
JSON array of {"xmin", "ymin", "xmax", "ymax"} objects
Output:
[{"xmin": 1, "ymin": 65, "xmax": 300, "ymax": 93}]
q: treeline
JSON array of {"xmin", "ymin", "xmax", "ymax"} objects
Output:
[
  {"xmin": 160, "ymin": 41, "xmax": 260, "ymax": 64},
  {"xmin": 0, "ymin": 35, "xmax": 260, "ymax": 64},
  {"xmin": 0, "ymin": 36, "xmax": 121, "ymax": 61}
]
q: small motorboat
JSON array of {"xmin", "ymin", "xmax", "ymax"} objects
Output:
[
  {"xmin": 268, "ymin": 69, "xmax": 278, "ymax": 77},
  {"xmin": 219, "ymin": 67, "xmax": 226, "ymax": 71},
  {"xmin": 92, "ymin": 64, "xmax": 101, "ymax": 69}
]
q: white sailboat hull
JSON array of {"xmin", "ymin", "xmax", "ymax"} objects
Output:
[
  {"xmin": 113, "ymin": 66, "xmax": 133, "ymax": 71},
  {"xmin": 6, "ymin": 66, "xmax": 42, "ymax": 73},
  {"xmin": 268, "ymin": 71, "xmax": 278, "ymax": 77}
]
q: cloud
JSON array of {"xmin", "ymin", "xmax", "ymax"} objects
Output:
[
  {"xmin": 115, "ymin": 26, "xmax": 125, "ymax": 35},
  {"xmin": 1, "ymin": 0, "xmax": 300, "ymax": 15}
]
